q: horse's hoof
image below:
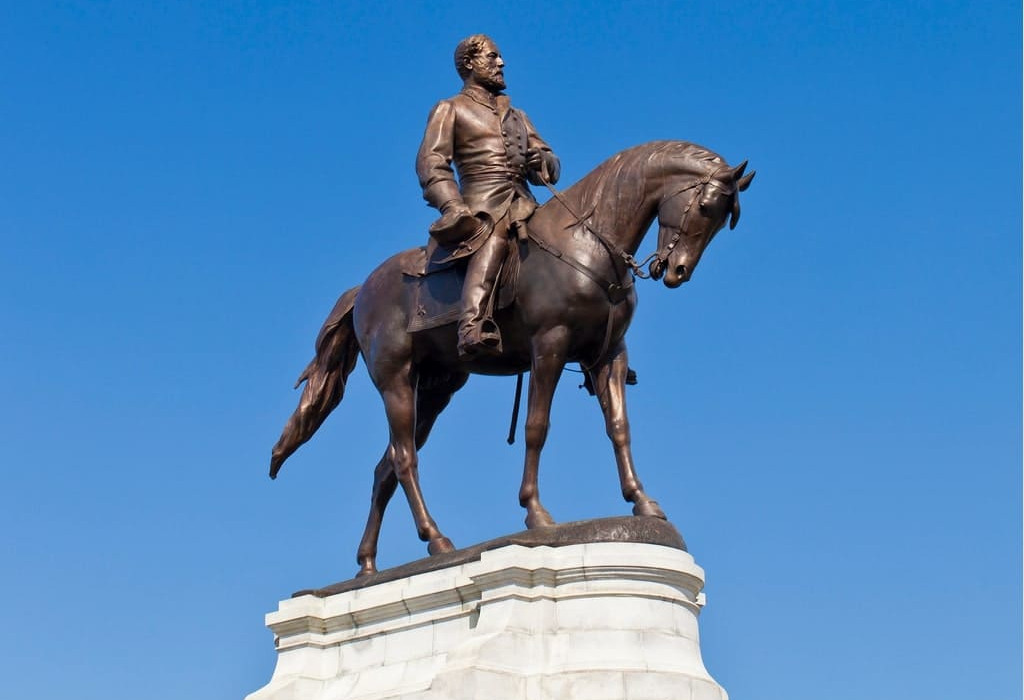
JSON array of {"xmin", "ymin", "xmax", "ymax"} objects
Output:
[
  {"xmin": 525, "ymin": 509, "xmax": 556, "ymax": 529},
  {"xmin": 633, "ymin": 500, "xmax": 667, "ymax": 520},
  {"xmin": 356, "ymin": 561, "xmax": 377, "ymax": 578},
  {"xmin": 428, "ymin": 536, "xmax": 455, "ymax": 555}
]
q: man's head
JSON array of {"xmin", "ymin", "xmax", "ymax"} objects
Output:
[{"xmin": 454, "ymin": 34, "xmax": 506, "ymax": 93}]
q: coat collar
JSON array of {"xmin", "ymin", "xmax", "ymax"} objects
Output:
[{"xmin": 460, "ymin": 84, "xmax": 510, "ymax": 113}]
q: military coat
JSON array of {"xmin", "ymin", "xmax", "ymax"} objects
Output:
[{"xmin": 416, "ymin": 84, "xmax": 559, "ymax": 228}]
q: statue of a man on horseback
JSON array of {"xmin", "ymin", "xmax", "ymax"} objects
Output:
[
  {"xmin": 416, "ymin": 34, "xmax": 560, "ymax": 358},
  {"xmin": 269, "ymin": 34, "xmax": 756, "ymax": 576}
]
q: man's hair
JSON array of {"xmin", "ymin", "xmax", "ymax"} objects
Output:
[{"xmin": 454, "ymin": 34, "xmax": 494, "ymax": 80}]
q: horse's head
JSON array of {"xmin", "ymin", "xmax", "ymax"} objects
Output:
[{"xmin": 651, "ymin": 160, "xmax": 755, "ymax": 288}]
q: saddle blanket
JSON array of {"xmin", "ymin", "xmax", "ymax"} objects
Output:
[{"xmin": 404, "ymin": 242, "xmax": 520, "ymax": 333}]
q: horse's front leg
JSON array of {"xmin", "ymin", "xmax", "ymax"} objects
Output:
[
  {"xmin": 590, "ymin": 341, "xmax": 667, "ymax": 520},
  {"xmin": 519, "ymin": 328, "xmax": 569, "ymax": 528}
]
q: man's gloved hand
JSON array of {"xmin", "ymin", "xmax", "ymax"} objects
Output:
[
  {"xmin": 526, "ymin": 148, "xmax": 544, "ymax": 174},
  {"xmin": 429, "ymin": 199, "xmax": 482, "ymax": 247}
]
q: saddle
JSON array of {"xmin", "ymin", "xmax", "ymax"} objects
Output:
[{"xmin": 403, "ymin": 238, "xmax": 521, "ymax": 333}]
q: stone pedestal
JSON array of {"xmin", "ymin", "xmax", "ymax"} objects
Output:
[{"xmin": 246, "ymin": 519, "xmax": 727, "ymax": 700}]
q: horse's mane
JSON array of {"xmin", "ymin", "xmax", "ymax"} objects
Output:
[{"xmin": 560, "ymin": 141, "xmax": 723, "ymax": 231}]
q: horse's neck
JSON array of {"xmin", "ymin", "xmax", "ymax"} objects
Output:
[
  {"xmin": 559, "ymin": 144, "xmax": 713, "ymax": 254},
  {"xmin": 580, "ymin": 167, "xmax": 663, "ymax": 255}
]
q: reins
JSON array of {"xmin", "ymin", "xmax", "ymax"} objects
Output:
[{"xmin": 540, "ymin": 180, "xmax": 651, "ymax": 281}]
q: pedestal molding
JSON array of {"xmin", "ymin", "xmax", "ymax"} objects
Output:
[{"xmin": 248, "ymin": 539, "xmax": 727, "ymax": 700}]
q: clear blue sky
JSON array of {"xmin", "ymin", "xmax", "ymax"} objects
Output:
[{"xmin": 1, "ymin": 2, "xmax": 1019, "ymax": 698}]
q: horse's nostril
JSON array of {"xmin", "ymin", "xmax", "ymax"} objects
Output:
[{"xmin": 675, "ymin": 264, "xmax": 688, "ymax": 281}]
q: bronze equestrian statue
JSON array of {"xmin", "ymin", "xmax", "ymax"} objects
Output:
[
  {"xmin": 270, "ymin": 37, "xmax": 755, "ymax": 577},
  {"xmin": 417, "ymin": 34, "xmax": 559, "ymax": 357}
]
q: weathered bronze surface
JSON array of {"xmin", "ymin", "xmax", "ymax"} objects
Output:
[
  {"xmin": 270, "ymin": 36, "xmax": 754, "ymax": 577},
  {"xmin": 294, "ymin": 516, "xmax": 686, "ymax": 598}
]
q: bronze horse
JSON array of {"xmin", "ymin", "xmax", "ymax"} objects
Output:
[{"xmin": 270, "ymin": 141, "xmax": 754, "ymax": 576}]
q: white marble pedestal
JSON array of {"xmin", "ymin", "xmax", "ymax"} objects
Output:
[{"xmin": 247, "ymin": 538, "xmax": 727, "ymax": 700}]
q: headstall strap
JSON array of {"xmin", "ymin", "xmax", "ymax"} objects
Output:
[{"xmin": 648, "ymin": 170, "xmax": 717, "ymax": 273}]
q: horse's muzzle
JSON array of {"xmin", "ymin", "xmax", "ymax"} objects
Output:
[{"xmin": 663, "ymin": 264, "xmax": 690, "ymax": 288}]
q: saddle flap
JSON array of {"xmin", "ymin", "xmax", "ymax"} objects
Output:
[
  {"xmin": 408, "ymin": 239, "xmax": 520, "ymax": 333},
  {"xmin": 408, "ymin": 264, "xmax": 465, "ymax": 331}
]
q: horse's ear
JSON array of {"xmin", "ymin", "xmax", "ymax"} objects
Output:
[
  {"xmin": 731, "ymin": 160, "xmax": 748, "ymax": 181},
  {"xmin": 729, "ymin": 199, "xmax": 741, "ymax": 229},
  {"xmin": 737, "ymin": 170, "xmax": 756, "ymax": 192}
]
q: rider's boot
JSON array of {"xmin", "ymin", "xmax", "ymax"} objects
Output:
[{"xmin": 458, "ymin": 233, "xmax": 505, "ymax": 359}]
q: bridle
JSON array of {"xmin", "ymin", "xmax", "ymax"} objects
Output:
[
  {"xmin": 646, "ymin": 168, "xmax": 730, "ymax": 280},
  {"xmin": 539, "ymin": 167, "xmax": 726, "ymax": 284}
]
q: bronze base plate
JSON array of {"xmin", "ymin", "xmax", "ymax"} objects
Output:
[{"xmin": 295, "ymin": 516, "xmax": 686, "ymax": 599}]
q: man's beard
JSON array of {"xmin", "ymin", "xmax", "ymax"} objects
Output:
[{"xmin": 479, "ymin": 72, "xmax": 506, "ymax": 92}]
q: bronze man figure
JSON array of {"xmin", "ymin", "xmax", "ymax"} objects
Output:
[{"xmin": 416, "ymin": 34, "xmax": 560, "ymax": 358}]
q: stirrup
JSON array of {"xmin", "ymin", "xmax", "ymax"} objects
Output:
[{"xmin": 458, "ymin": 319, "xmax": 502, "ymax": 358}]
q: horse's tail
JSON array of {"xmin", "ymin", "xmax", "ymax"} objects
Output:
[{"xmin": 270, "ymin": 285, "xmax": 362, "ymax": 479}]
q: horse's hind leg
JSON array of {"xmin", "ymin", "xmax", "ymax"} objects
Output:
[
  {"xmin": 383, "ymin": 367, "xmax": 456, "ymax": 552},
  {"xmin": 356, "ymin": 455, "xmax": 398, "ymax": 577},
  {"xmin": 590, "ymin": 341, "xmax": 666, "ymax": 520},
  {"xmin": 356, "ymin": 373, "xmax": 467, "ymax": 576}
]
